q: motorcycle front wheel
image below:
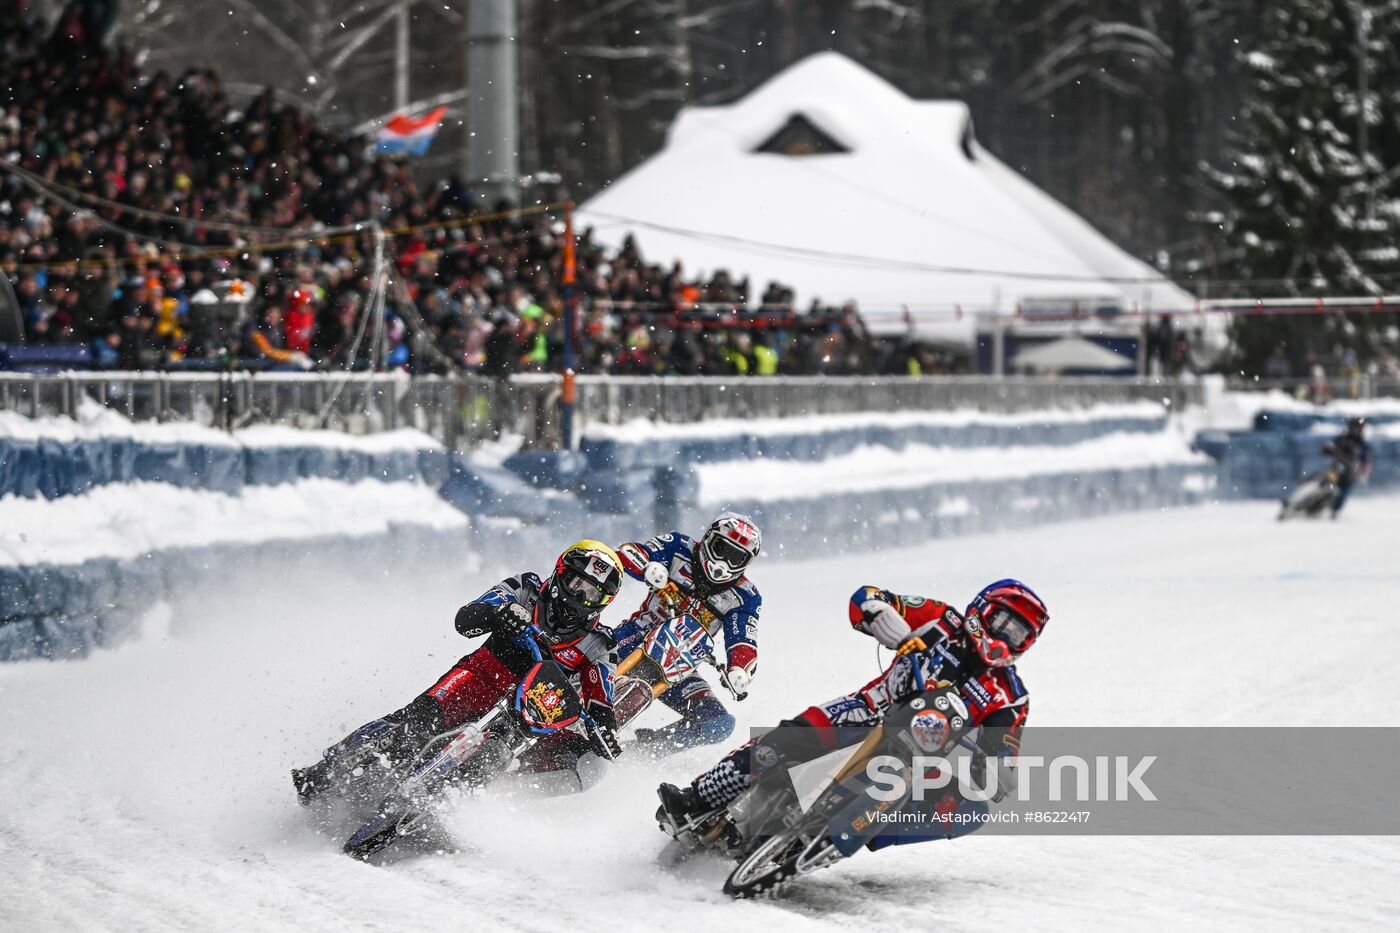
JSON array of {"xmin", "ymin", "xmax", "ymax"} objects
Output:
[{"xmin": 723, "ymin": 830, "xmax": 842, "ymax": 898}]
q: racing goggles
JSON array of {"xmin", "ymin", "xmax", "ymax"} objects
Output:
[
  {"xmin": 703, "ymin": 531, "xmax": 753, "ymax": 568},
  {"xmin": 562, "ymin": 570, "xmax": 614, "ymax": 609},
  {"xmin": 983, "ymin": 605, "xmax": 1037, "ymax": 652}
]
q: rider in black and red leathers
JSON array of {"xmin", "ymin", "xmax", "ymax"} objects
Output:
[
  {"xmin": 293, "ymin": 541, "xmax": 627, "ymax": 802},
  {"xmin": 1322, "ymin": 417, "xmax": 1375, "ymax": 517},
  {"xmin": 657, "ymin": 579, "xmax": 1049, "ymax": 848}
]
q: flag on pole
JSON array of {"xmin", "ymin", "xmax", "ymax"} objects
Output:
[{"xmin": 375, "ymin": 106, "xmax": 448, "ymax": 157}]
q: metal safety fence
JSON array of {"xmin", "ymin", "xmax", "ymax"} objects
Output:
[
  {"xmin": 573, "ymin": 376, "xmax": 1202, "ymax": 426},
  {"xmin": 0, "ymin": 372, "xmax": 1203, "ymax": 451}
]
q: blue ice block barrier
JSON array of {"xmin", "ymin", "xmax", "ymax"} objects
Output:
[
  {"xmin": 439, "ymin": 453, "xmax": 566, "ymax": 523},
  {"xmin": 1194, "ymin": 422, "xmax": 1398, "ymax": 501},
  {"xmin": 575, "ymin": 468, "xmax": 656, "ymax": 515},
  {"xmin": 0, "ymin": 437, "xmax": 42, "ymax": 498},
  {"xmin": 503, "ymin": 450, "xmax": 586, "ymax": 489},
  {"xmin": 0, "ymin": 525, "xmax": 476, "ymax": 662},
  {"xmin": 679, "ymin": 462, "xmax": 1218, "ymax": 561},
  {"xmin": 652, "ymin": 465, "xmax": 701, "ymax": 530},
  {"xmin": 1254, "ymin": 409, "xmax": 1400, "ymax": 433},
  {"xmin": 0, "ymin": 433, "xmax": 453, "ymax": 499}
]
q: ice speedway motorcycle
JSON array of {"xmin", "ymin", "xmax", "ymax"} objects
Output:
[
  {"xmin": 332, "ymin": 625, "xmax": 613, "ymax": 860},
  {"xmin": 334, "ymin": 613, "xmax": 726, "ymax": 860},
  {"xmin": 656, "ymin": 678, "xmax": 979, "ymax": 898},
  {"xmin": 611, "ymin": 585, "xmax": 744, "ymax": 731},
  {"xmin": 1277, "ymin": 459, "xmax": 1351, "ymax": 521}
]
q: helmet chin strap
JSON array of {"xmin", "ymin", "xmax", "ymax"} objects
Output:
[
  {"xmin": 538, "ymin": 587, "xmax": 568, "ymax": 638},
  {"xmin": 690, "ymin": 542, "xmax": 725, "ymax": 594}
]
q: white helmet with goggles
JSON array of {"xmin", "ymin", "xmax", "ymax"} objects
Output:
[{"xmin": 697, "ymin": 512, "xmax": 762, "ymax": 585}]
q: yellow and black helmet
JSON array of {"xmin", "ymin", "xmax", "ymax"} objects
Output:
[{"xmin": 546, "ymin": 540, "xmax": 624, "ymax": 630}]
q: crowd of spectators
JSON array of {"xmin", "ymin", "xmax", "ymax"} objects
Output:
[
  {"xmin": 1258, "ymin": 341, "xmax": 1400, "ymax": 404},
  {"xmin": 0, "ymin": 1, "xmax": 949, "ymax": 378}
]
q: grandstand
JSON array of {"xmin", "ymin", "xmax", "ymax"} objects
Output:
[{"xmin": 0, "ymin": 3, "xmax": 922, "ymax": 378}]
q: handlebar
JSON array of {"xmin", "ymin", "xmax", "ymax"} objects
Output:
[{"xmin": 519, "ymin": 623, "xmax": 550, "ymax": 662}]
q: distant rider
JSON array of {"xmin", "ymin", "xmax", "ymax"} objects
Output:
[
  {"xmin": 1322, "ymin": 417, "xmax": 1374, "ymax": 517},
  {"xmin": 657, "ymin": 580, "xmax": 1048, "ymax": 849},
  {"xmin": 611, "ymin": 512, "xmax": 763, "ymax": 754},
  {"xmin": 292, "ymin": 541, "xmax": 627, "ymax": 801}
]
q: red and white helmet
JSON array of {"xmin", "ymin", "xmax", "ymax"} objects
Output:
[
  {"xmin": 963, "ymin": 579, "xmax": 1049, "ymax": 668},
  {"xmin": 696, "ymin": 511, "xmax": 761, "ymax": 585}
]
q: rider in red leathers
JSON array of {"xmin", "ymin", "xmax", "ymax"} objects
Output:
[
  {"xmin": 657, "ymin": 579, "xmax": 1049, "ymax": 848},
  {"xmin": 293, "ymin": 541, "xmax": 627, "ymax": 802}
]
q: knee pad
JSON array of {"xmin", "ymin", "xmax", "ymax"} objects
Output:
[
  {"xmin": 385, "ymin": 694, "xmax": 446, "ymax": 747},
  {"xmin": 688, "ymin": 697, "xmax": 735, "ymax": 742}
]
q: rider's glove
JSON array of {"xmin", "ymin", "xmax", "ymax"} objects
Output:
[
  {"xmin": 724, "ymin": 665, "xmax": 751, "ymax": 701},
  {"xmin": 587, "ymin": 721, "xmax": 623, "ymax": 760},
  {"xmin": 969, "ymin": 750, "xmax": 1015, "ymax": 802},
  {"xmin": 643, "ymin": 561, "xmax": 670, "ymax": 590},
  {"xmin": 499, "ymin": 601, "xmax": 532, "ymax": 636},
  {"xmin": 860, "ymin": 598, "xmax": 910, "ymax": 649}
]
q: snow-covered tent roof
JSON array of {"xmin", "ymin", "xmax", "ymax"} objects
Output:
[{"xmin": 579, "ymin": 52, "xmax": 1195, "ymax": 345}]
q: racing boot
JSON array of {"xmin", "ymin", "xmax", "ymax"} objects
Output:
[
  {"xmin": 292, "ymin": 759, "xmax": 337, "ymax": 805},
  {"xmin": 656, "ymin": 782, "xmax": 704, "ymax": 831},
  {"xmin": 291, "ymin": 718, "xmax": 405, "ymax": 804},
  {"xmin": 656, "ymin": 782, "xmax": 722, "ymax": 844}
]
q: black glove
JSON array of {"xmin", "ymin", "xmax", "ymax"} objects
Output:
[
  {"xmin": 968, "ymin": 750, "xmax": 1015, "ymax": 802},
  {"xmin": 587, "ymin": 720, "xmax": 623, "ymax": 760},
  {"xmin": 499, "ymin": 601, "xmax": 532, "ymax": 637}
]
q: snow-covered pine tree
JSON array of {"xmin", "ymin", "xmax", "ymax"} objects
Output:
[{"xmin": 1203, "ymin": 0, "xmax": 1400, "ymax": 374}]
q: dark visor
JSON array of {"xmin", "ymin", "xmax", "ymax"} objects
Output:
[
  {"xmin": 985, "ymin": 606, "xmax": 1035, "ymax": 650},
  {"xmin": 706, "ymin": 533, "xmax": 751, "ymax": 566}
]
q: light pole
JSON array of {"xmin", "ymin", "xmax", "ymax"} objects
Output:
[
  {"xmin": 394, "ymin": 0, "xmax": 410, "ymax": 111},
  {"xmin": 466, "ymin": 0, "xmax": 520, "ymax": 208}
]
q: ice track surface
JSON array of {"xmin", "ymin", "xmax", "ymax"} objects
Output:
[{"xmin": 3, "ymin": 497, "xmax": 1399, "ymax": 932}]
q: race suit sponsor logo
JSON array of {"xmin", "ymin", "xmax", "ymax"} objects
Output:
[
  {"xmin": 551, "ymin": 645, "xmax": 586, "ymax": 668},
  {"xmin": 825, "ymin": 696, "xmax": 868, "ymax": 718},
  {"xmin": 962, "ymin": 678, "xmax": 994, "ymax": 707},
  {"xmin": 431, "ymin": 668, "xmax": 472, "ymax": 700}
]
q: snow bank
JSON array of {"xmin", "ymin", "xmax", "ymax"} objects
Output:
[
  {"xmin": 0, "ymin": 402, "xmax": 234, "ymax": 445},
  {"xmin": 582, "ymin": 401, "xmax": 1168, "ymax": 443},
  {"xmin": 1198, "ymin": 386, "xmax": 1400, "ymax": 430},
  {"xmin": 0, "ymin": 399, "xmax": 443, "ymax": 451},
  {"xmin": 0, "ymin": 478, "xmax": 467, "ymax": 567},
  {"xmin": 696, "ymin": 431, "xmax": 1208, "ymax": 505}
]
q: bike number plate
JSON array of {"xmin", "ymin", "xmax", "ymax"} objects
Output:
[
  {"xmin": 515, "ymin": 661, "xmax": 583, "ymax": 732},
  {"xmin": 644, "ymin": 614, "xmax": 711, "ymax": 683}
]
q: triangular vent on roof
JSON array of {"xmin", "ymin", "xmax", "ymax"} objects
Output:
[{"xmin": 754, "ymin": 113, "xmax": 849, "ymax": 156}]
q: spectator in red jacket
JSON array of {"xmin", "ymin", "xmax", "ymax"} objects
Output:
[{"xmin": 284, "ymin": 288, "xmax": 316, "ymax": 355}]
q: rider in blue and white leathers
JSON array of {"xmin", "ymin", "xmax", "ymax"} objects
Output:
[{"xmin": 612, "ymin": 512, "xmax": 763, "ymax": 754}]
